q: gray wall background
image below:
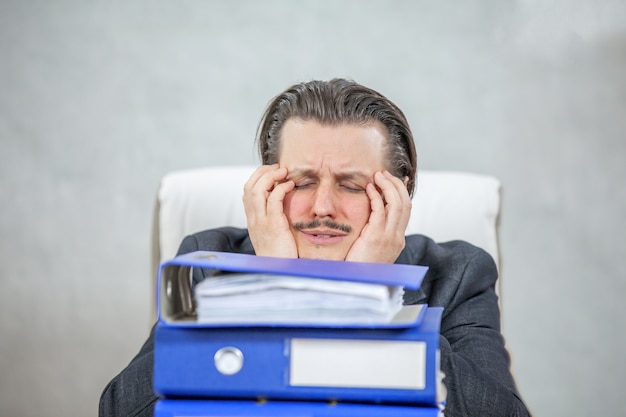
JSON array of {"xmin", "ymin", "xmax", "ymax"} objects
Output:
[{"xmin": 1, "ymin": 1, "xmax": 625, "ymax": 416}]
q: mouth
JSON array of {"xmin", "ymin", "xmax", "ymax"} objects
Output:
[{"xmin": 300, "ymin": 229, "xmax": 346, "ymax": 244}]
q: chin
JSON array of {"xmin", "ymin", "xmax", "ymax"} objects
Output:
[{"xmin": 298, "ymin": 247, "xmax": 347, "ymax": 261}]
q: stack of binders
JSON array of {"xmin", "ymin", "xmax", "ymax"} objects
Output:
[{"xmin": 153, "ymin": 251, "xmax": 446, "ymax": 417}]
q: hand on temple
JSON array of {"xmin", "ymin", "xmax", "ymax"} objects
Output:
[
  {"xmin": 345, "ymin": 171, "xmax": 412, "ymax": 263},
  {"xmin": 243, "ymin": 164, "xmax": 298, "ymax": 258}
]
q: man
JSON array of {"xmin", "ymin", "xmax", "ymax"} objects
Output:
[{"xmin": 99, "ymin": 78, "xmax": 530, "ymax": 416}]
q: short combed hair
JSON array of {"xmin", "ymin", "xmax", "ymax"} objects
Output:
[{"xmin": 256, "ymin": 78, "xmax": 418, "ymax": 197}]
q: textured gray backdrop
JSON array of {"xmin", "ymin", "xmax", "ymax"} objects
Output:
[{"xmin": 1, "ymin": 1, "xmax": 625, "ymax": 416}]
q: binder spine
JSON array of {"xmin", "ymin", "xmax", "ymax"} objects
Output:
[
  {"xmin": 154, "ymin": 308, "xmax": 443, "ymax": 406},
  {"xmin": 155, "ymin": 399, "xmax": 442, "ymax": 417}
]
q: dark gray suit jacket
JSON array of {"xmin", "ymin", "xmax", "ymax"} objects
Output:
[{"xmin": 99, "ymin": 227, "xmax": 530, "ymax": 417}]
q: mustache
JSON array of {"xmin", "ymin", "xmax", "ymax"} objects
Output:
[{"xmin": 292, "ymin": 219, "xmax": 352, "ymax": 234}]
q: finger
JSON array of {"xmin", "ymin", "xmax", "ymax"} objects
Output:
[
  {"xmin": 374, "ymin": 171, "xmax": 402, "ymax": 206},
  {"xmin": 375, "ymin": 171, "xmax": 411, "ymax": 231},
  {"xmin": 243, "ymin": 165, "xmax": 287, "ymax": 217},
  {"xmin": 384, "ymin": 171, "xmax": 412, "ymax": 203},
  {"xmin": 364, "ymin": 182, "xmax": 386, "ymax": 231},
  {"xmin": 243, "ymin": 165, "xmax": 275, "ymax": 217},
  {"xmin": 378, "ymin": 171, "xmax": 411, "ymax": 207},
  {"xmin": 266, "ymin": 180, "xmax": 295, "ymax": 219},
  {"xmin": 243, "ymin": 164, "xmax": 276, "ymax": 191}
]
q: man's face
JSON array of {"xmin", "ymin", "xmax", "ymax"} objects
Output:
[{"xmin": 279, "ymin": 119, "xmax": 387, "ymax": 260}]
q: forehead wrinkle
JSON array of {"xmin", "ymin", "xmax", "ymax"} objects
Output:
[
  {"xmin": 279, "ymin": 119, "xmax": 386, "ymax": 182},
  {"xmin": 287, "ymin": 167, "xmax": 317, "ymax": 179},
  {"xmin": 287, "ymin": 166, "xmax": 372, "ymax": 183},
  {"xmin": 335, "ymin": 170, "xmax": 372, "ymax": 183}
]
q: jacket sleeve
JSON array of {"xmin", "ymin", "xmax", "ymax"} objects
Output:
[
  {"xmin": 434, "ymin": 248, "xmax": 531, "ymax": 417},
  {"xmin": 98, "ymin": 235, "xmax": 204, "ymax": 417},
  {"xmin": 98, "ymin": 326, "xmax": 158, "ymax": 417}
]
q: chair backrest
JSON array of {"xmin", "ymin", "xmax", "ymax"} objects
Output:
[{"xmin": 151, "ymin": 166, "xmax": 502, "ymax": 300}]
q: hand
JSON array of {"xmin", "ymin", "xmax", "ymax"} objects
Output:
[
  {"xmin": 345, "ymin": 171, "xmax": 412, "ymax": 263},
  {"xmin": 242, "ymin": 164, "xmax": 298, "ymax": 258}
]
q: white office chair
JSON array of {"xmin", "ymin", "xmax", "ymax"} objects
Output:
[{"xmin": 151, "ymin": 166, "xmax": 502, "ymax": 312}]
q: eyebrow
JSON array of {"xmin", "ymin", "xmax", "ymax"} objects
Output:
[{"xmin": 287, "ymin": 168, "xmax": 372, "ymax": 183}]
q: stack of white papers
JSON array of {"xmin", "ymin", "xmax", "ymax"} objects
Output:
[{"xmin": 194, "ymin": 273, "xmax": 404, "ymax": 325}]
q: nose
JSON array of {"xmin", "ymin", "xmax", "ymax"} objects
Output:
[{"xmin": 311, "ymin": 182, "xmax": 336, "ymax": 218}]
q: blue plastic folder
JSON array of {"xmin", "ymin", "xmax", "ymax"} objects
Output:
[
  {"xmin": 154, "ymin": 399, "xmax": 442, "ymax": 417},
  {"xmin": 154, "ymin": 306, "xmax": 443, "ymax": 406},
  {"xmin": 157, "ymin": 250, "xmax": 429, "ymax": 327}
]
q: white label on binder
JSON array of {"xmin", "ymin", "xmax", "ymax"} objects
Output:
[{"xmin": 289, "ymin": 338, "xmax": 426, "ymax": 390}]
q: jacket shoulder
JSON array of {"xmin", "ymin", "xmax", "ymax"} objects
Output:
[
  {"xmin": 402, "ymin": 235, "xmax": 498, "ymax": 307},
  {"xmin": 176, "ymin": 227, "xmax": 254, "ymax": 255}
]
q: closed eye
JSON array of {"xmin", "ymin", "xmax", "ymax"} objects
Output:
[
  {"xmin": 340, "ymin": 183, "xmax": 365, "ymax": 193},
  {"xmin": 294, "ymin": 182, "xmax": 316, "ymax": 190}
]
